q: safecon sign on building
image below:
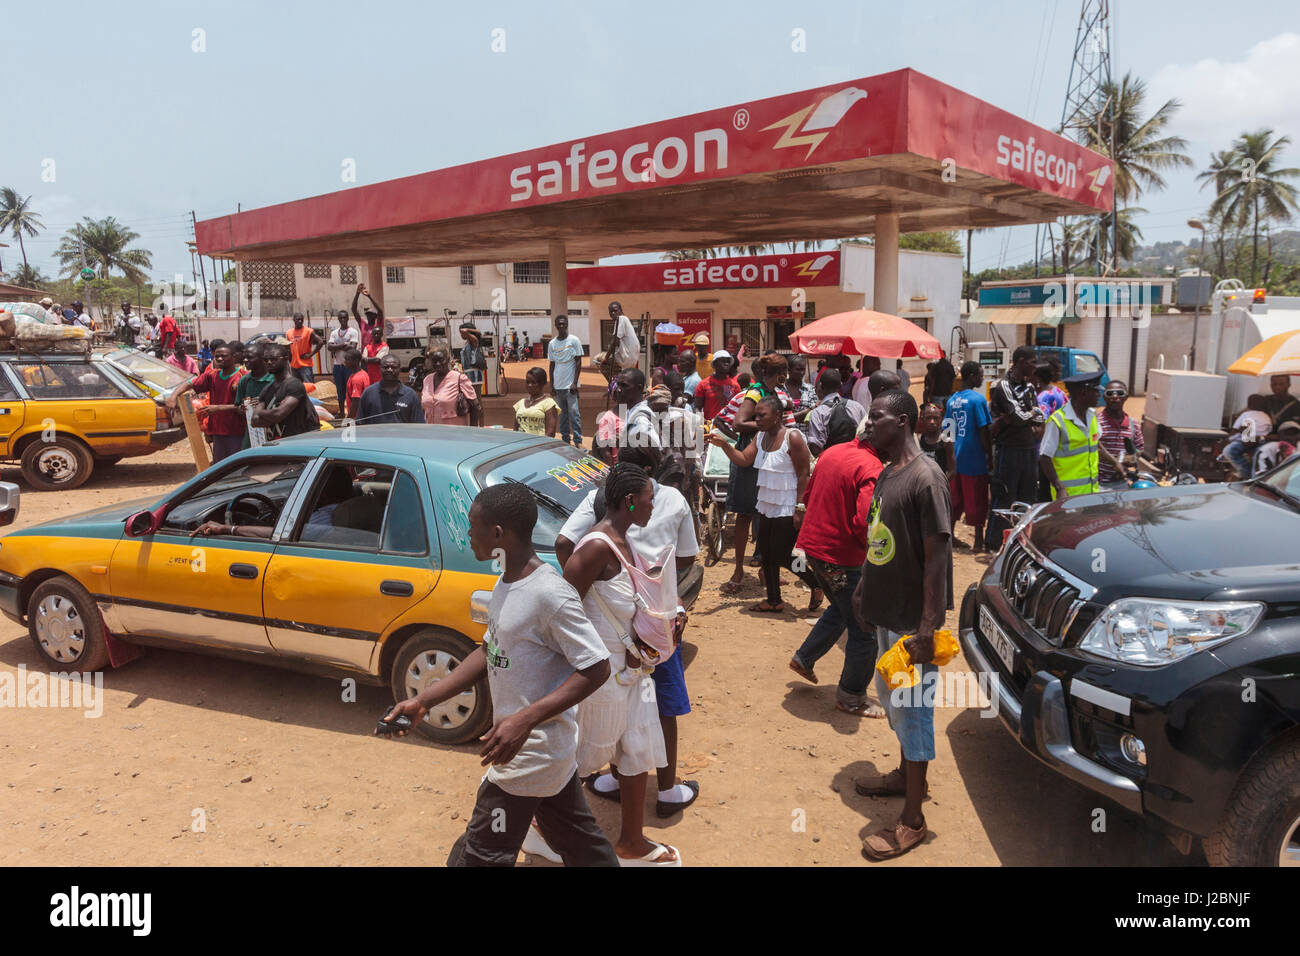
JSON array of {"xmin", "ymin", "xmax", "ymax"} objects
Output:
[{"xmin": 567, "ymin": 251, "xmax": 841, "ymax": 295}]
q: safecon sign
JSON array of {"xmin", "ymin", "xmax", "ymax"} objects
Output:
[{"xmin": 567, "ymin": 251, "xmax": 841, "ymax": 295}]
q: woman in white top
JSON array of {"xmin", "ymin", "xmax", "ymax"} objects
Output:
[
  {"xmin": 708, "ymin": 395, "xmax": 814, "ymax": 613},
  {"xmin": 563, "ymin": 463, "xmax": 679, "ymax": 866}
]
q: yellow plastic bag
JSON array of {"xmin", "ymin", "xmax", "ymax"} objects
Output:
[{"xmin": 875, "ymin": 630, "xmax": 959, "ymax": 690}]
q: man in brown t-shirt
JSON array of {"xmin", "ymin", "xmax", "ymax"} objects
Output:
[{"xmin": 852, "ymin": 388, "xmax": 953, "ymax": 861}]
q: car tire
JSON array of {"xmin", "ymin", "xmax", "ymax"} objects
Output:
[
  {"xmin": 27, "ymin": 576, "xmax": 111, "ymax": 672},
  {"xmin": 390, "ymin": 629, "xmax": 492, "ymax": 746},
  {"xmin": 704, "ymin": 500, "xmax": 724, "ymax": 566},
  {"xmin": 1205, "ymin": 740, "xmax": 1300, "ymax": 866},
  {"xmin": 20, "ymin": 437, "xmax": 94, "ymax": 491}
]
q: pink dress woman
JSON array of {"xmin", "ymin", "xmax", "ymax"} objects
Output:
[{"xmin": 421, "ymin": 368, "xmax": 477, "ymax": 425}]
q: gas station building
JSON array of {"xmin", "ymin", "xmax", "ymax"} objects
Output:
[{"xmin": 196, "ymin": 67, "xmax": 1112, "ymax": 375}]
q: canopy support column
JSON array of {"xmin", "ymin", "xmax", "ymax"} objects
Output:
[
  {"xmin": 366, "ymin": 260, "xmax": 386, "ymax": 313},
  {"xmin": 548, "ymin": 241, "xmax": 567, "ymax": 324},
  {"xmin": 874, "ymin": 213, "xmax": 899, "ymax": 317}
]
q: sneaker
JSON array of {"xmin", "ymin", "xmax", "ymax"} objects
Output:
[{"xmin": 521, "ymin": 821, "xmax": 561, "ymax": 863}]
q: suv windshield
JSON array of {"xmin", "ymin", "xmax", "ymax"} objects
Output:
[
  {"xmin": 1259, "ymin": 454, "xmax": 1300, "ymax": 502},
  {"xmin": 474, "ymin": 444, "xmax": 610, "ymax": 550}
]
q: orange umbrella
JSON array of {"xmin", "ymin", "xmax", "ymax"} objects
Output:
[
  {"xmin": 787, "ymin": 309, "xmax": 942, "ymax": 359},
  {"xmin": 1227, "ymin": 329, "xmax": 1300, "ymax": 376}
]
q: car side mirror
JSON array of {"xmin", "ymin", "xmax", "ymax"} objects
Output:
[{"xmin": 125, "ymin": 510, "xmax": 156, "ymax": 537}]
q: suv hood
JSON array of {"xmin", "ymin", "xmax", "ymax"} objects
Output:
[{"xmin": 1024, "ymin": 484, "xmax": 1300, "ymax": 604}]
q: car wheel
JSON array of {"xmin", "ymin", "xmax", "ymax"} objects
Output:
[
  {"xmin": 704, "ymin": 500, "xmax": 724, "ymax": 566},
  {"xmin": 21, "ymin": 437, "xmax": 94, "ymax": 491},
  {"xmin": 27, "ymin": 576, "xmax": 110, "ymax": 672},
  {"xmin": 1205, "ymin": 740, "xmax": 1300, "ymax": 866},
  {"xmin": 390, "ymin": 629, "xmax": 492, "ymax": 745}
]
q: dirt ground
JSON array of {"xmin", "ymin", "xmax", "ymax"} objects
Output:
[{"xmin": 0, "ymin": 366, "xmax": 1192, "ymax": 866}]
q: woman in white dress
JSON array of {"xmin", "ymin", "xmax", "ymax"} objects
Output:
[{"xmin": 563, "ymin": 463, "xmax": 680, "ymax": 866}]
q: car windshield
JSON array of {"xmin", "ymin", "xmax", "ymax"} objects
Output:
[
  {"xmin": 474, "ymin": 444, "xmax": 610, "ymax": 550},
  {"xmin": 1258, "ymin": 454, "xmax": 1300, "ymax": 503},
  {"xmin": 104, "ymin": 349, "xmax": 193, "ymax": 390},
  {"xmin": 161, "ymin": 459, "xmax": 308, "ymax": 532}
]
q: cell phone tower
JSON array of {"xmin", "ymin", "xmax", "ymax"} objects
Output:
[{"xmin": 1041, "ymin": 0, "xmax": 1114, "ymax": 276}]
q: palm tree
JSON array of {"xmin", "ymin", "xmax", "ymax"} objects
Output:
[
  {"xmin": 1054, "ymin": 219, "xmax": 1091, "ymax": 273},
  {"xmin": 55, "ymin": 216, "xmax": 153, "ymax": 285},
  {"xmin": 8, "ymin": 263, "xmax": 47, "ymax": 288},
  {"xmin": 1079, "ymin": 73, "xmax": 1193, "ymax": 205},
  {"xmin": 0, "ymin": 188, "xmax": 43, "ymax": 269},
  {"xmin": 1085, "ymin": 207, "xmax": 1147, "ymax": 267},
  {"xmin": 1201, "ymin": 130, "xmax": 1300, "ymax": 285}
]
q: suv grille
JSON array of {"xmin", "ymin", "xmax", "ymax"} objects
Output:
[{"xmin": 999, "ymin": 541, "xmax": 1092, "ymax": 645}]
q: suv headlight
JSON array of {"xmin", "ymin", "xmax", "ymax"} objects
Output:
[{"xmin": 1079, "ymin": 598, "xmax": 1264, "ymax": 666}]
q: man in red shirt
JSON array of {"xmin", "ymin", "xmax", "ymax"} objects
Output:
[
  {"xmin": 788, "ymin": 429, "xmax": 884, "ymax": 717},
  {"xmin": 287, "ymin": 312, "xmax": 324, "ymax": 383},
  {"xmin": 691, "ymin": 351, "xmax": 739, "ymax": 423},
  {"xmin": 157, "ymin": 313, "xmax": 179, "ymax": 351},
  {"xmin": 344, "ymin": 348, "xmax": 370, "ymax": 419},
  {"xmin": 168, "ymin": 343, "xmax": 245, "ymax": 461}
]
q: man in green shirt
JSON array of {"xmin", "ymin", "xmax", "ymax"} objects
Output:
[{"xmin": 234, "ymin": 342, "xmax": 275, "ymax": 448}]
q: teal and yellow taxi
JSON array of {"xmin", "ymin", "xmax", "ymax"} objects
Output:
[{"xmin": 0, "ymin": 425, "xmax": 611, "ymax": 743}]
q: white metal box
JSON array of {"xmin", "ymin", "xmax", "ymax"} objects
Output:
[{"xmin": 1144, "ymin": 369, "xmax": 1227, "ymax": 428}]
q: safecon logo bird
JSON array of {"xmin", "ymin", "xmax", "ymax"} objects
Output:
[
  {"xmin": 763, "ymin": 87, "xmax": 868, "ymax": 159},
  {"xmin": 794, "ymin": 254, "xmax": 836, "ymax": 279},
  {"xmin": 1086, "ymin": 165, "xmax": 1111, "ymax": 197}
]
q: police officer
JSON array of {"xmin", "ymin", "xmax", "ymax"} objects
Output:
[{"xmin": 1038, "ymin": 370, "xmax": 1124, "ymax": 499}]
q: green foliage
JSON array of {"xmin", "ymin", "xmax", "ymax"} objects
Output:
[
  {"xmin": 898, "ymin": 232, "xmax": 962, "ymax": 254},
  {"xmin": 55, "ymin": 216, "xmax": 153, "ymax": 285}
]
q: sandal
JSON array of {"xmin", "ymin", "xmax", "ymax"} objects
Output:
[
  {"xmin": 854, "ymin": 769, "xmax": 929, "ymax": 798},
  {"xmin": 807, "ymin": 588, "xmax": 824, "ymax": 612},
  {"xmin": 655, "ymin": 780, "xmax": 700, "ymax": 818},
  {"xmin": 749, "ymin": 601, "xmax": 786, "ymax": 613},
  {"xmin": 788, "ymin": 658, "xmax": 818, "ymax": 684},
  {"xmin": 617, "ymin": 841, "xmax": 683, "ymax": 867},
  {"xmin": 836, "ymin": 701, "xmax": 885, "ymax": 719},
  {"xmin": 861, "ymin": 819, "xmax": 927, "ymax": 860},
  {"xmin": 720, "ymin": 579, "xmax": 745, "ymax": 596}
]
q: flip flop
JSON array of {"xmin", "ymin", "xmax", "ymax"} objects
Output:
[
  {"xmin": 719, "ymin": 579, "xmax": 745, "ymax": 596},
  {"xmin": 749, "ymin": 601, "xmax": 786, "ymax": 613},
  {"xmin": 618, "ymin": 841, "xmax": 683, "ymax": 867},
  {"xmin": 807, "ymin": 588, "xmax": 824, "ymax": 612},
  {"xmin": 861, "ymin": 819, "xmax": 927, "ymax": 860},
  {"xmin": 656, "ymin": 780, "xmax": 700, "ymax": 818},
  {"xmin": 584, "ymin": 773, "xmax": 622, "ymax": 803},
  {"xmin": 788, "ymin": 658, "xmax": 818, "ymax": 684},
  {"xmin": 836, "ymin": 701, "xmax": 886, "ymax": 719}
]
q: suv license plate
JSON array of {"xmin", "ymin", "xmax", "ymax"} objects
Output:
[{"xmin": 980, "ymin": 605, "xmax": 1017, "ymax": 675}]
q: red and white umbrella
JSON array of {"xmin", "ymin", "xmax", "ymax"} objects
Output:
[{"xmin": 787, "ymin": 308, "xmax": 942, "ymax": 359}]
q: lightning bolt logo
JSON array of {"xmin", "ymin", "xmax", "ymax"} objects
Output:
[
  {"xmin": 763, "ymin": 105, "xmax": 825, "ymax": 159},
  {"xmin": 762, "ymin": 87, "xmax": 869, "ymax": 160},
  {"xmin": 794, "ymin": 254, "xmax": 835, "ymax": 278},
  {"xmin": 1087, "ymin": 165, "xmax": 1111, "ymax": 197}
]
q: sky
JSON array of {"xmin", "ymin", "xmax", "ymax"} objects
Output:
[{"xmin": 3, "ymin": 0, "xmax": 1297, "ymax": 286}]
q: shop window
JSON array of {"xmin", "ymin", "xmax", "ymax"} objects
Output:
[
  {"xmin": 723, "ymin": 320, "xmax": 761, "ymax": 356},
  {"xmin": 385, "ymin": 267, "xmax": 405, "ymax": 284},
  {"xmin": 513, "ymin": 261, "xmax": 550, "ymax": 284},
  {"xmin": 459, "ymin": 265, "xmax": 475, "ymax": 286}
]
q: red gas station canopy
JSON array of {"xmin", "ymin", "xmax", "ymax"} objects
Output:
[{"xmin": 195, "ymin": 68, "xmax": 1112, "ymax": 267}]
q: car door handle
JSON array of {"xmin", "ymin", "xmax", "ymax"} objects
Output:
[
  {"xmin": 380, "ymin": 579, "xmax": 414, "ymax": 597},
  {"xmin": 229, "ymin": 563, "xmax": 259, "ymax": 579}
]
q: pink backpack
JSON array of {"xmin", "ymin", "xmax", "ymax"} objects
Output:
[{"xmin": 575, "ymin": 531, "xmax": 680, "ymax": 662}]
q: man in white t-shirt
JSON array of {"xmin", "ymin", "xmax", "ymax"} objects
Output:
[
  {"xmin": 327, "ymin": 312, "xmax": 361, "ymax": 409},
  {"xmin": 547, "ymin": 313, "xmax": 585, "ymax": 447},
  {"xmin": 554, "ymin": 461, "xmax": 703, "ymax": 820}
]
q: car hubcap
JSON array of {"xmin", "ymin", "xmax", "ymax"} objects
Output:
[
  {"xmin": 1280, "ymin": 813, "xmax": 1300, "ymax": 866},
  {"xmin": 36, "ymin": 447, "xmax": 78, "ymax": 483},
  {"xmin": 405, "ymin": 649, "xmax": 476, "ymax": 730},
  {"xmin": 35, "ymin": 594, "xmax": 85, "ymax": 663}
]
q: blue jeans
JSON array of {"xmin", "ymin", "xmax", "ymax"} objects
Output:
[
  {"xmin": 1223, "ymin": 437, "xmax": 1255, "ymax": 478},
  {"xmin": 556, "ymin": 387, "xmax": 582, "ymax": 445},
  {"xmin": 332, "ymin": 364, "xmax": 348, "ymax": 411},
  {"xmin": 792, "ymin": 561, "xmax": 877, "ymax": 709}
]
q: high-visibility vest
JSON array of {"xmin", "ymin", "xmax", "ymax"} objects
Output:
[{"xmin": 1048, "ymin": 406, "xmax": 1100, "ymax": 499}]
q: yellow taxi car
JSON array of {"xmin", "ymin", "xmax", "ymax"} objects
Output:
[
  {"xmin": 0, "ymin": 425, "xmax": 612, "ymax": 744},
  {"xmin": 0, "ymin": 350, "xmax": 184, "ymax": 490}
]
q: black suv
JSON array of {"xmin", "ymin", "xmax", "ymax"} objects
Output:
[{"xmin": 960, "ymin": 456, "xmax": 1300, "ymax": 866}]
